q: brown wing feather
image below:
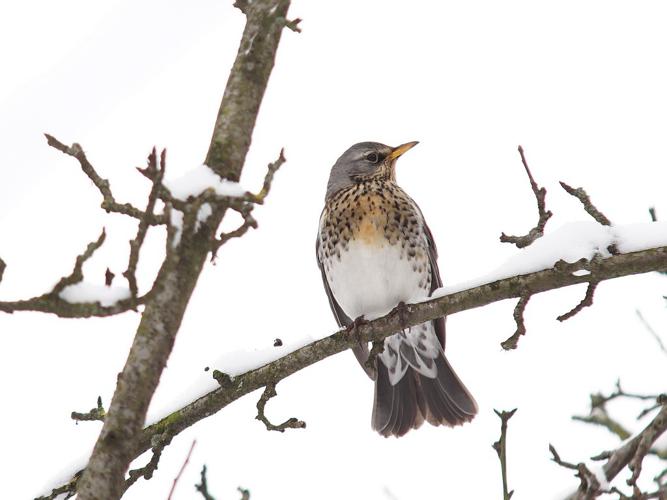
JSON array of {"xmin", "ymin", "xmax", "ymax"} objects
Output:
[{"xmin": 422, "ymin": 219, "xmax": 446, "ymax": 349}]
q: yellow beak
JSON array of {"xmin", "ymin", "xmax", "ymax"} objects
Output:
[{"xmin": 387, "ymin": 141, "xmax": 419, "ymax": 161}]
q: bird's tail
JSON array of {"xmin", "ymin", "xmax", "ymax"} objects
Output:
[{"xmin": 371, "ymin": 350, "xmax": 477, "ymax": 437}]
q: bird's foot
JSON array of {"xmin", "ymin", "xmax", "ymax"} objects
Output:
[
  {"xmin": 345, "ymin": 316, "xmax": 368, "ymax": 341},
  {"xmin": 394, "ymin": 301, "xmax": 410, "ymax": 331}
]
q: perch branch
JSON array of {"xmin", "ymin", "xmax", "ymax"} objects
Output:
[{"xmin": 43, "ymin": 244, "xmax": 667, "ymax": 497}]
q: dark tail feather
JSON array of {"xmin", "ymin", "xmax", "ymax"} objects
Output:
[
  {"xmin": 372, "ymin": 352, "xmax": 477, "ymax": 437},
  {"xmin": 372, "ymin": 362, "xmax": 425, "ymax": 437}
]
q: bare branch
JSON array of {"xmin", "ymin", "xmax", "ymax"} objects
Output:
[
  {"xmin": 123, "ymin": 432, "xmax": 172, "ymax": 493},
  {"xmin": 636, "ymin": 309, "xmax": 667, "ymax": 356},
  {"xmin": 0, "ymin": 229, "xmax": 142, "ymax": 317},
  {"xmin": 74, "ymin": 2, "xmax": 294, "ymax": 498},
  {"xmin": 557, "ymin": 280, "xmax": 600, "ymax": 322},
  {"xmin": 46, "ymin": 244, "xmax": 667, "ymax": 496},
  {"xmin": 550, "ymin": 444, "xmax": 603, "ymax": 498},
  {"xmin": 560, "ymin": 182, "xmax": 612, "ymax": 226},
  {"xmin": 45, "ymin": 134, "xmax": 165, "ymax": 225},
  {"xmin": 0, "ymin": 257, "xmax": 5, "ymax": 284},
  {"xmin": 123, "ymin": 148, "xmax": 166, "ymax": 301},
  {"xmin": 167, "ymin": 440, "xmax": 196, "ymax": 500},
  {"xmin": 255, "ymin": 382, "xmax": 306, "ymax": 432},
  {"xmin": 195, "ymin": 465, "xmax": 216, "ymax": 500},
  {"xmin": 493, "ymin": 409, "xmax": 517, "ymax": 500},
  {"xmin": 72, "ymin": 396, "xmax": 106, "ymax": 423},
  {"xmin": 500, "ymin": 146, "xmax": 552, "ymax": 248},
  {"xmin": 501, "ymin": 295, "xmax": 531, "ymax": 350},
  {"xmin": 211, "ymin": 203, "xmax": 257, "ymax": 260},
  {"xmin": 250, "ymin": 149, "xmax": 287, "ymax": 204}
]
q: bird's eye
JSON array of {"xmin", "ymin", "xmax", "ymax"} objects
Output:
[{"xmin": 365, "ymin": 152, "xmax": 379, "ymax": 164}]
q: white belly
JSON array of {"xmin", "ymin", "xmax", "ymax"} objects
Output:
[{"xmin": 326, "ymin": 239, "xmax": 426, "ymax": 321}]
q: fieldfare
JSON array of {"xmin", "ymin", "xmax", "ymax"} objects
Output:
[{"xmin": 316, "ymin": 141, "xmax": 478, "ymax": 437}]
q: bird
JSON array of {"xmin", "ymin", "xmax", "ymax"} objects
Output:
[{"xmin": 316, "ymin": 141, "xmax": 478, "ymax": 437}]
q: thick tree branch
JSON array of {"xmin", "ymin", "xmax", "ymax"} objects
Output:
[
  {"xmin": 44, "ymin": 244, "xmax": 666, "ymax": 496},
  {"xmin": 73, "ymin": 2, "xmax": 293, "ymax": 499}
]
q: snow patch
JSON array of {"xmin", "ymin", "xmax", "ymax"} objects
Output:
[
  {"xmin": 59, "ymin": 282, "xmax": 130, "ymax": 306},
  {"xmin": 164, "ymin": 164, "xmax": 246, "ymax": 200},
  {"xmin": 431, "ymin": 221, "xmax": 667, "ymax": 299}
]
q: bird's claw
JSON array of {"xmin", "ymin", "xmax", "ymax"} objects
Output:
[
  {"xmin": 345, "ymin": 316, "xmax": 368, "ymax": 341},
  {"xmin": 394, "ymin": 301, "xmax": 409, "ymax": 331}
]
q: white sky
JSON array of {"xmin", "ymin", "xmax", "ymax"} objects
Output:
[{"xmin": 1, "ymin": 1, "xmax": 667, "ymax": 499}]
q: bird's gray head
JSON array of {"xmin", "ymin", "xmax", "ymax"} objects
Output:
[{"xmin": 325, "ymin": 141, "xmax": 418, "ymax": 200}]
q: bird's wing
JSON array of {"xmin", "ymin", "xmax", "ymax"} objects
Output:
[
  {"xmin": 316, "ymin": 212, "xmax": 375, "ymax": 379},
  {"xmin": 422, "ymin": 218, "xmax": 447, "ymax": 350}
]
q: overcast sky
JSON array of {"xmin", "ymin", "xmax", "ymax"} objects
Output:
[{"xmin": 1, "ymin": 1, "xmax": 667, "ymax": 499}]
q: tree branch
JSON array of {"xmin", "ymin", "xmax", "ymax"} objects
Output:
[
  {"xmin": 44, "ymin": 244, "xmax": 667, "ymax": 497},
  {"xmin": 493, "ymin": 409, "xmax": 517, "ymax": 500},
  {"xmin": 0, "ymin": 230, "xmax": 142, "ymax": 317},
  {"xmin": 500, "ymin": 145, "xmax": 552, "ymax": 248},
  {"xmin": 559, "ymin": 182, "xmax": 612, "ymax": 226},
  {"xmin": 45, "ymin": 134, "xmax": 165, "ymax": 225},
  {"xmin": 73, "ymin": 2, "xmax": 294, "ymax": 498},
  {"xmin": 255, "ymin": 382, "xmax": 306, "ymax": 432}
]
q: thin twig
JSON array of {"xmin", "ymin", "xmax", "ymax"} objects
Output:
[
  {"xmin": 559, "ymin": 182, "xmax": 612, "ymax": 226},
  {"xmin": 636, "ymin": 309, "xmax": 667, "ymax": 356},
  {"xmin": 0, "ymin": 257, "xmax": 5, "ymax": 284},
  {"xmin": 123, "ymin": 148, "xmax": 166, "ymax": 301},
  {"xmin": 247, "ymin": 149, "xmax": 286, "ymax": 204},
  {"xmin": 500, "ymin": 146, "xmax": 552, "ymax": 248},
  {"xmin": 501, "ymin": 295, "xmax": 531, "ymax": 350},
  {"xmin": 550, "ymin": 444, "xmax": 602, "ymax": 499},
  {"xmin": 493, "ymin": 409, "xmax": 517, "ymax": 500},
  {"xmin": 255, "ymin": 382, "xmax": 306, "ymax": 432},
  {"xmin": 167, "ymin": 440, "xmax": 197, "ymax": 500},
  {"xmin": 195, "ymin": 465, "xmax": 216, "ymax": 500},
  {"xmin": 71, "ymin": 396, "xmax": 106, "ymax": 423},
  {"xmin": 557, "ymin": 280, "xmax": 600, "ymax": 322},
  {"xmin": 44, "ymin": 134, "xmax": 165, "ymax": 225},
  {"xmin": 123, "ymin": 432, "xmax": 172, "ymax": 492}
]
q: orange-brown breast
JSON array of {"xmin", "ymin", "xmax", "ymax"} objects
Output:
[{"xmin": 352, "ymin": 194, "xmax": 388, "ymax": 246}]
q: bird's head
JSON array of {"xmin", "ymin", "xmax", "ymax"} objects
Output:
[{"xmin": 325, "ymin": 141, "xmax": 418, "ymax": 200}]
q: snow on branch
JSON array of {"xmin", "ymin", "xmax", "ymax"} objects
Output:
[{"xmin": 0, "ymin": 229, "xmax": 139, "ymax": 317}]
